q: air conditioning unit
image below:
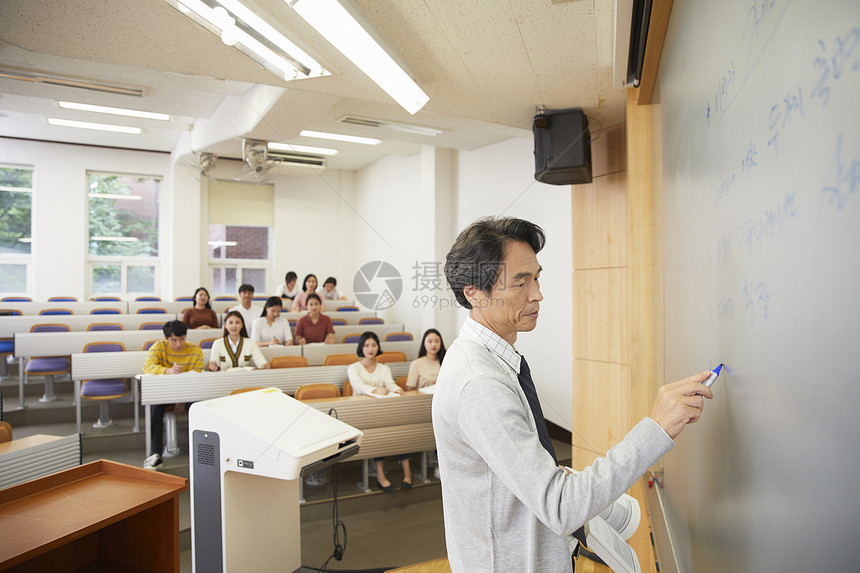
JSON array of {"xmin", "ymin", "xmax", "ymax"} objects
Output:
[{"xmin": 266, "ymin": 149, "xmax": 326, "ymax": 169}]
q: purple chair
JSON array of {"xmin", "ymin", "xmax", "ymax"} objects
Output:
[
  {"xmin": 48, "ymin": 296, "xmax": 77, "ymax": 302},
  {"xmin": 91, "ymin": 308, "xmax": 121, "ymax": 315},
  {"xmin": 200, "ymin": 338, "xmax": 217, "ymax": 350},
  {"xmin": 26, "ymin": 323, "xmax": 71, "ymax": 402},
  {"xmin": 342, "ymin": 334, "xmax": 361, "ymax": 344},
  {"xmin": 140, "ymin": 322, "xmax": 165, "ymax": 331},
  {"xmin": 1, "ymin": 297, "xmax": 32, "ymax": 302},
  {"xmin": 358, "ymin": 317, "xmax": 384, "ymax": 325},
  {"xmin": 39, "ymin": 308, "xmax": 72, "ymax": 315},
  {"xmin": 384, "ymin": 332, "xmax": 414, "ymax": 342},
  {"xmin": 335, "ymin": 306, "xmax": 359, "ymax": 311},
  {"xmin": 331, "ymin": 318, "xmax": 347, "ymax": 326},
  {"xmin": 87, "ymin": 323, "xmax": 123, "ymax": 331},
  {"xmin": 134, "ymin": 296, "xmax": 162, "ymax": 302},
  {"xmin": 92, "ymin": 296, "xmax": 121, "ymax": 302},
  {"xmin": 137, "ymin": 307, "xmax": 167, "ymax": 314},
  {"xmin": 80, "ymin": 342, "xmax": 128, "ymax": 428}
]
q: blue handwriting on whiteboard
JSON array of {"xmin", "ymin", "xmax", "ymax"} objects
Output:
[
  {"xmin": 738, "ymin": 191, "xmax": 798, "ymax": 251},
  {"xmin": 743, "ymin": 279, "xmax": 770, "ymax": 326},
  {"xmin": 810, "ymin": 27, "xmax": 860, "ymax": 109},
  {"xmin": 710, "ymin": 172, "xmax": 737, "ymax": 211},
  {"xmin": 766, "ymin": 86, "xmax": 805, "ymax": 156},
  {"xmin": 741, "ymin": 139, "xmax": 759, "ymax": 172},
  {"xmin": 821, "ymin": 133, "xmax": 860, "ymax": 211},
  {"xmin": 711, "ymin": 59, "xmax": 737, "ymax": 122}
]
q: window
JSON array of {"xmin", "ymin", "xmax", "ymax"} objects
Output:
[
  {"xmin": 208, "ymin": 181, "xmax": 273, "ymax": 295},
  {"xmin": 0, "ymin": 164, "xmax": 33, "ymax": 295},
  {"xmin": 87, "ymin": 172, "xmax": 160, "ymax": 297}
]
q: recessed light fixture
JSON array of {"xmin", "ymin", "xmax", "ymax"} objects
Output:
[
  {"xmin": 300, "ymin": 130, "xmax": 381, "ymax": 145},
  {"xmin": 47, "ymin": 118, "xmax": 142, "ymax": 134},
  {"xmin": 58, "ymin": 101, "xmax": 171, "ymax": 121},
  {"xmin": 91, "ymin": 236, "xmax": 140, "ymax": 242},
  {"xmin": 17, "ymin": 238, "xmax": 32, "ymax": 243},
  {"xmin": 268, "ymin": 142, "xmax": 338, "ymax": 156},
  {"xmin": 208, "ymin": 240, "xmax": 239, "ymax": 247},
  {"xmin": 88, "ymin": 193, "xmax": 143, "ymax": 201}
]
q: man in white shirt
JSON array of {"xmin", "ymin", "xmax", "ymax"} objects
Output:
[
  {"xmin": 433, "ymin": 217, "xmax": 713, "ymax": 572},
  {"xmin": 227, "ymin": 284, "xmax": 263, "ymax": 332}
]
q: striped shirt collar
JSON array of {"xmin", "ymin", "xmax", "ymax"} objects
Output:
[{"xmin": 460, "ymin": 316, "xmax": 523, "ymax": 374}]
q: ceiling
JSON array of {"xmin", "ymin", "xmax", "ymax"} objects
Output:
[{"xmin": 0, "ymin": 0, "xmax": 628, "ymax": 173}]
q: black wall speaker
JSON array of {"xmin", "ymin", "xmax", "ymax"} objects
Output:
[{"xmin": 533, "ymin": 109, "xmax": 593, "ymax": 185}]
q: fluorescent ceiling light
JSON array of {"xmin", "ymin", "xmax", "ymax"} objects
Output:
[
  {"xmin": 300, "ymin": 130, "xmax": 381, "ymax": 145},
  {"xmin": 286, "ymin": 0, "xmax": 429, "ymax": 114},
  {"xmin": 91, "ymin": 236, "xmax": 140, "ymax": 242},
  {"xmin": 208, "ymin": 240, "xmax": 239, "ymax": 247},
  {"xmin": 88, "ymin": 193, "xmax": 143, "ymax": 201},
  {"xmin": 268, "ymin": 142, "xmax": 338, "ymax": 156},
  {"xmin": 58, "ymin": 101, "xmax": 170, "ymax": 121},
  {"xmin": 47, "ymin": 118, "xmax": 142, "ymax": 134}
]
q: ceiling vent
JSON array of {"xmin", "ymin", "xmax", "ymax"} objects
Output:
[
  {"xmin": 266, "ymin": 149, "xmax": 326, "ymax": 169},
  {"xmin": 338, "ymin": 115, "xmax": 443, "ymax": 137}
]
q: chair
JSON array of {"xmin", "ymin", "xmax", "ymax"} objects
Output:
[
  {"xmin": 200, "ymin": 337, "xmax": 218, "ymax": 350},
  {"xmin": 214, "ymin": 296, "xmax": 238, "ymax": 302},
  {"xmin": 137, "ymin": 307, "xmax": 167, "ymax": 314},
  {"xmin": 92, "ymin": 296, "xmax": 122, "ymax": 302},
  {"xmin": 0, "ymin": 309, "xmax": 22, "ymax": 315},
  {"xmin": 140, "ymin": 322, "xmax": 165, "ymax": 330},
  {"xmin": 253, "ymin": 296, "xmax": 268, "ymax": 302},
  {"xmin": 342, "ymin": 334, "xmax": 361, "ymax": 344},
  {"xmin": 0, "ymin": 421, "xmax": 11, "ymax": 443},
  {"xmin": 229, "ymin": 387, "xmax": 265, "ymax": 395},
  {"xmin": 294, "ymin": 383, "xmax": 340, "ymax": 401},
  {"xmin": 359, "ymin": 317, "xmax": 384, "ymax": 325},
  {"xmin": 395, "ymin": 375, "xmax": 409, "ymax": 392},
  {"xmin": 376, "ymin": 351, "xmax": 407, "ymax": 364},
  {"xmin": 342, "ymin": 380, "xmax": 353, "ymax": 396},
  {"xmin": 270, "ymin": 356, "xmax": 309, "ymax": 369},
  {"xmin": 330, "ymin": 318, "xmax": 347, "ymax": 326},
  {"xmin": 385, "ymin": 332, "xmax": 414, "ymax": 342},
  {"xmin": 323, "ymin": 354, "xmax": 358, "ymax": 367},
  {"xmin": 26, "ymin": 323, "xmax": 71, "ymax": 402},
  {"xmin": 335, "ymin": 306, "xmax": 359, "ymax": 311},
  {"xmin": 87, "ymin": 323, "xmax": 123, "ymax": 331},
  {"xmin": 48, "ymin": 296, "xmax": 77, "ymax": 302},
  {"xmin": 134, "ymin": 296, "xmax": 162, "ymax": 301},
  {"xmin": 175, "ymin": 296, "xmax": 194, "ymax": 302},
  {"xmin": 288, "ymin": 319, "xmax": 297, "ymax": 327},
  {"xmin": 91, "ymin": 308, "xmax": 121, "ymax": 315},
  {"xmin": 1, "ymin": 297, "xmax": 32, "ymax": 302},
  {"xmin": 80, "ymin": 342, "xmax": 128, "ymax": 428},
  {"xmin": 143, "ymin": 340, "xmax": 159, "ymax": 350},
  {"xmin": 0, "ymin": 337, "xmax": 13, "ymax": 378},
  {"xmin": 39, "ymin": 308, "xmax": 72, "ymax": 315}
]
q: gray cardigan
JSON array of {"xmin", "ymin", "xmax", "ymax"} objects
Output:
[{"xmin": 432, "ymin": 334, "xmax": 674, "ymax": 572}]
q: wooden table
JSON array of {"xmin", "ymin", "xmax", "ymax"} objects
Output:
[{"xmin": 0, "ymin": 459, "xmax": 188, "ymax": 572}]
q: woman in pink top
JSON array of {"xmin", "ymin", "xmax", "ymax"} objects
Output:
[{"xmin": 291, "ymin": 274, "xmax": 326, "ymax": 312}]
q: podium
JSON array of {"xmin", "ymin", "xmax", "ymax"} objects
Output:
[
  {"xmin": 189, "ymin": 387, "xmax": 362, "ymax": 573},
  {"xmin": 0, "ymin": 459, "xmax": 187, "ymax": 572}
]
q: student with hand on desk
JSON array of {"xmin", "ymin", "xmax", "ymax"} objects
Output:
[
  {"xmin": 347, "ymin": 331, "xmax": 412, "ymax": 491},
  {"xmin": 208, "ymin": 311, "xmax": 269, "ymax": 371},
  {"xmin": 142, "ymin": 320, "xmax": 204, "ymax": 471}
]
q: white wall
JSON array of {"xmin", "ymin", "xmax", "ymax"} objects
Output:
[{"xmin": 456, "ymin": 137, "xmax": 574, "ymax": 430}]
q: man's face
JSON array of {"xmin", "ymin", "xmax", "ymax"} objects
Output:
[
  {"xmin": 467, "ymin": 240, "xmax": 543, "ymax": 345},
  {"xmin": 167, "ymin": 334, "xmax": 186, "ymax": 352},
  {"xmin": 240, "ymin": 289, "xmax": 254, "ymax": 308}
]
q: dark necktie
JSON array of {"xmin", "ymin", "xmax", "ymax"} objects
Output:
[{"xmin": 518, "ymin": 355, "xmax": 587, "ymax": 548}]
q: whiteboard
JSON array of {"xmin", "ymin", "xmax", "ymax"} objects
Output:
[{"xmin": 659, "ymin": 0, "xmax": 860, "ymax": 571}]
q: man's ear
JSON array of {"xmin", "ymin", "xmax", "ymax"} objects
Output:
[{"xmin": 463, "ymin": 285, "xmax": 479, "ymax": 306}]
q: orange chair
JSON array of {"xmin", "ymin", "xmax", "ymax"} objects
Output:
[
  {"xmin": 395, "ymin": 375, "xmax": 409, "ymax": 392},
  {"xmin": 229, "ymin": 386, "xmax": 265, "ymax": 395},
  {"xmin": 271, "ymin": 356, "xmax": 309, "ymax": 369},
  {"xmin": 342, "ymin": 380, "xmax": 353, "ymax": 396},
  {"xmin": 376, "ymin": 351, "xmax": 407, "ymax": 364},
  {"xmin": 384, "ymin": 332, "xmax": 414, "ymax": 342},
  {"xmin": 294, "ymin": 383, "xmax": 340, "ymax": 401},
  {"xmin": 0, "ymin": 421, "xmax": 12, "ymax": 443},
  {"xmin": 323, "ymin": 354, "xmax": 358, "ymax": 367}
]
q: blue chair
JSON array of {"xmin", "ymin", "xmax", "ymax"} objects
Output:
[
  {"xmin": 331, "ymin": 318, "xmax": 347, "ymax": 326},
  {"xmin": 384, "ymin": 332, "xmax": 414, "ymax": 342},
  {"xmin": 80, "ymin": 342, "xmax": 128, "ymax": 428},
  {"xmin": 175, "ymin": 296, "xmax": 194, "ymax": 302},
  {"xmin": 342, "ymin": 334, "xmax": 361, "ymax": 344},
  {"xmin": 87, "ymin": 323, "xmax": 123, "ymax": 331},
  {"xmin": 143, "ymin": 339, "xmax": 159, "ymax": 350},
  {"xmin": 48, "ymin": 296, "xmax": 77, "ymax": 302},
  {"xmin": 200, "ymin": 337, "xmax": 217, "ymax": 350},
  {"xmin": 134, "ymin": 296, "xmax": 162, "ymax": 302},
  {"xmin": 39, "ymin": 308, "xmax": 72, "ymax": 315},
  {"xmin": 0, "ymin": 338, "xmax": 13, "ymax": 379},
  {"xmin": 92, "ymin": 296, "xmax": 122, "ymax": 302},
  {"xmin": 335, "ymin": 306, "xmax": 359, "ymax": 311},
  {"xmin": 359, "ymin": 317, "xmax": 384, "ymax": 325},
  {"xmin": 91, "ymin": 308, "xmax": 121, "ymax": 315},
  {"xmin": 0, "ymin": 309, "xmax": 22, "ymax": 315},
  {"xmin": 288, "ymin": 319, "xmax": 297, "ymax": 327},
  {"xmin": 214, "ymin": 296, "xmax": 238, "ymax": 302},
  {"xmin": 26, "ymin": 323, "xmax": 71, "ymax": 402},
  {"xmin": 1, "ymin": 297, "xmax": 32, "ymax": 302},
  {"xmin": 137, "ymin": 307, "xmax": 167, "ymax": 314},
  {"xmin": 253, "ymin": 296, "xmax": 268, "ymax": 302},
  {"xmin": 140, "ymin": 322, "xmax": 165, "ymax": 331}
]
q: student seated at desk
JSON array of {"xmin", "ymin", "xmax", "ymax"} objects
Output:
[
  {"xmin": 208, "ymin": 311, "xmax": 269, "ymax": 371},
  {"xmin": 292, "ymin": 274, "xmax": 326, "ymax": 312},
  {"xmin": 347, "ymin": 332, "xmax": 411, "ymax": 491},
  {"xmin": 406, "ymin": 328, "xmax": 446, "ymax": 390},
  {"xmin": 275, "ymin": 271, "xmax": 299, "ymax": 300},
  {"xmin": 251, "ymin": 297, "xmax": 294, "ymax": 347},
  {"xmin": 142, "ymin": 320, "xmax": 204, "ymax": 471},
  {"xmin": 183, "ymin": 287, "xmax": 219, "ymax": 329},
  {"xmin": 294, "ymin": 293, "xmax": 335, "ymax": 345},
  {"xmin": 317, "ymin": 276, "xmax": 347, "ymax": 301},
  {"xmin": 227, "ymin": 283, "xmax": 263, "ymax": 330}
]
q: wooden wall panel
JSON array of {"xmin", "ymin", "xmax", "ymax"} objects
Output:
[
  {"xmin": 572, "ymin": 267, "xmax": 628, "ymax": 364},
  {"xmin": 572, "ymin": 172, "xmax": 628, "ymax": 270},
  {"xmin": 571, "ymin": 359, "xmax": 630, "ymax": 468}
]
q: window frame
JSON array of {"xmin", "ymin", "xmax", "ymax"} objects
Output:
[{"xmin": 0, "ymin": 163, "xmax": 34, "ymax": 296}]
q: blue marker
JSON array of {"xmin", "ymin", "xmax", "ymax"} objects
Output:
[{"xmin": 703, "ymin": 364, "xmax": 723, "ymax": 388}]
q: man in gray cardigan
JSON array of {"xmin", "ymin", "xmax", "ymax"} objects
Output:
[{"xmin": 433, "ymin": 217, "xmax": 712, "ymax": 572}]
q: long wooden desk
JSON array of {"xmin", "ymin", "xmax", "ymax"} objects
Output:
[
  {"xmin": 0, "ymin": 434, "xmax": 80, "ymax": 490},
  {"xmin": 0, "ymin": 314, "xmax": 180, "ymax": 338},
  {"xmin": 137, "ymin": 362, "xmax": 411, "ymax": 455},
  {"xmin": 0, "ymin": 460, "xmax": 187, "ymax": 572}
]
